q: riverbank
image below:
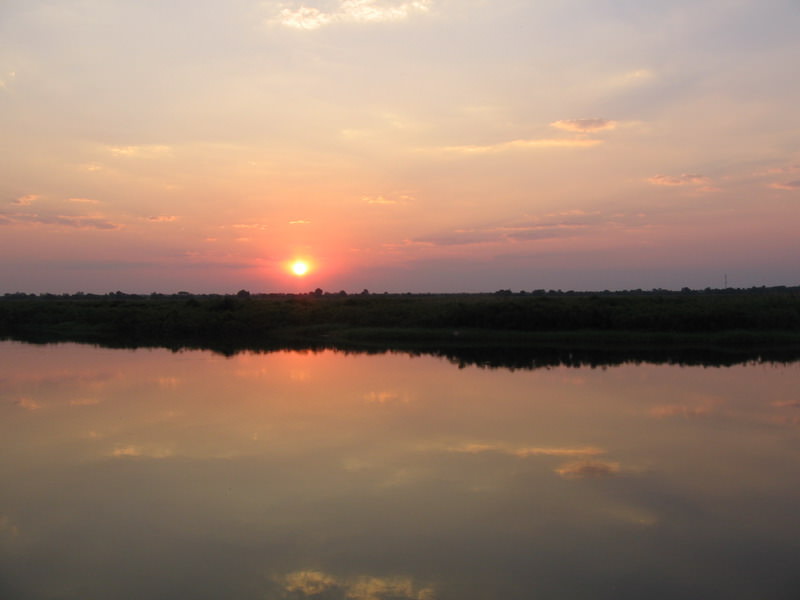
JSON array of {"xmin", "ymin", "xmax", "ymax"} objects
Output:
[{"xmin": 2, "ymin": 288, "xmax": 799, "ymax": 366}]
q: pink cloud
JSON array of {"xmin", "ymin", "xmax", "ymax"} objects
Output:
[
  {"xmin": 647, "ymin": 173, "xmax": 711, "ymax": 186},
  {"xmin": 550, "ymin": 118, "xmax": 618, "ymax": 133},
  {"xmin": 770, "ymin": 180, "xmax": 800, "ymax": 191},
  {"xmin": 11, "ymin": 194, "xmax": 39, "ymax": 206}
]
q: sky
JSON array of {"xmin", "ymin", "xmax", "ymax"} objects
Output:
[{"xmin": 1, "ymin": 0, "xmax": 799, "ymax": 294}]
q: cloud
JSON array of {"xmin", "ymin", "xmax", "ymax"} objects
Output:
[
  {"xmin": 283, "ymin": 570, "xmax": 339, "ymax": 596},
  {"xmin": 70, "ymin": 397, "xmax": 102, "ymax": 406},
  {"xmin": 414, "ymin": 210, "xmax": 624, "ymax": 248},
  {"xmin": 270, "ymin": 0, "xmax": 432, "ymax": 30},
  {"xmin": 650, "ymin": 404, "xmax": 714, "ymax": 418},
  {"xmin": 364, "ymin": 196, "xmax": 397, "ymax": 205},
  {"xmin": 0, "ymin": 71, "xmax": 15, "ymax": 90},
  {"xmin": 754, "ymin": 164, "xmax": 800, "ymax": 176},
  {"xmin": 604, "ymin": 68, "xmax": 656, "ymax": 90},
  {"xmin": 108, "ymin": 145, "xmax": 172, "ymax": 158},
  {"xmin": 111, "ymin": 445, "xmax": 173, "ymax": 459},
  {"xmin": 364, "ymin": 192, "xmax": 414, "ymax": 206},
  {"xmin": 439, "ymin": 138, "xmax": 603, "ymax": 154},
  {"xmin": 147, "ymin": 215, "xmax": 178, "ymax": 222},
  {"xmin": 416, "ymin": 224, "xmax": 592, "ymax": 247},
  {"xmin": 3, "ymin": 196, "xmax": 121, "ymax": 230},
  {"xmin": 5, "ymin": 213, "xmax": 122, "ymax": 230},
  {"xmin": 772, "ymin": 400, "xmax": 800, "ymax": 408},
  {"xmin": 10, "ymin": 194, "xmax": 39, "ymax": 206},
  {"xmin": 232, "ymin": 223, "xmax": 266, "ymax": 230},
  {"xmin": 347, "ymin": 576, "xmax": 435, "ymax": 600},
  {"xmin": 770, "ymin": 180, "xmax": 800, "ymax": 191},
  {"xmin": 415, "ymin": 229, "xmax": 502, "ymax": 246},
  {"xmin": 279, "ymin": 570, "xmax": 434, "ymax": 600},
  {"xmin": 0, "ymin": 515, "xmax": 20, "ymax": 538},
  {"xmin": 555, "ymin": 459, "xmax": 620, "ymax": 479},
  {"xmin": 364, "ymin": 390, "xmax": 408, "ymax": 403},
  {"xmin": 451, "ymin": 442, "xmax": 605, "ymax": 458},
  {"xmin": 273, "ymin": 5, "xmax": 333, "ymax": 29},
  {"xmin": 14, "ymin": 397, "xmax": 41, "ymax": 411},
  {"xmin": 550, "ymin": 118, "xmax": 618, "ymax": 133},
  {"xmin": 503, "ymin": 225, "xmax": 590, "ymax": 242},
  {"xmin": 647, "ymin": 173, "xmax": 711, "ymax": 186},
  {"xmin": 289, "ymin": 219, "xmax": 312, "ymax": 224}
]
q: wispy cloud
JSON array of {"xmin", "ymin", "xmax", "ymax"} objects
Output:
[
  {"xmin": 0, "ymin": 213, "xmax": 122, "ymax": 230},
  {"xmin": 111, "ymin": 445, "xmax": 173, "ymax": 459},
  {"xmin": 270, "ymin": 0, "xmax": 432, "ymax": 30},
  {"xmin": 753, "ymin": 164, "xmax": 800, "ymax": 177},
  {"xmin": 415, "ymin": 210, "xmax": 621, "ymax": 247},
  {"xmin": 364, "ymin": 195, "xmax": 397, "ymax": 205},
  {"xmin": 10, "ymin": 194, "xmax": 39, "ymax": 206},
  {"xmin": 147, "ymin": 215, "xmax": 178, "ymax": 222},
  {"xmin": 364, "ymin": 192, "xmax": 414, "ymax": 206},
  {"xmin": 451, "ymin": 442, "xmax": 605, "ymax": 458},
  {"xmin": 0, "ymin": 515, "xmax": 20, "ymax": 538},
  {"xmin": 0, "ymin": 71, "xmax": 15, "ymax": 90},
  {"xmin": 647, "ymin": 173, "xmax": 711, "ymax": 186},
  {"xmin": 13, "ymin": 397, "xmax": 41, "ymax": 411},
  {"xmin": 770, "ymin": 180, "xmax": 800, "ymax": 191},
  {"xmin": 70, "ymin": 397, "xmax": 102, "ymax": 406},
  {"xmin": 279, "ymin": 570, "xmax": 434, "ymax": 600},
  {"xmin": 364, "ymin": 390, "xmax": 408, "ymax": 403},
  {"xmin": 108, "ymin": 145, "xmax": 172, "ymax": 158},
  {"xmin": 282, "ymin": 570, "xmax": 338, "ymax": 596},
  {"xmin": 550, "ymin": 118, "xmax": 618, "ymax": 133},
  {"xmin": 439, "ymin": 138, "xmax": 603, "ymax": 155},
  {"xmin": 650, "ymin": 404, "xmax": 714, "ymax": 418},
  {"xmin": 772, "ymin": 400, "xmax": 800, "ymax": 408},
  {"xmin": 608, "ymin": 68, "xmax": 655, "ymax": 88},
  {"xmin": 1, "ymin": 201, "xmax": 122, "ymax": 230},
  {"xmin": 555, "ymin": 459, "xmax": 620, "ymax": 479},
  {"xmin": 415, "ymin": 229, "xmax": 501, "ymax": 246}
]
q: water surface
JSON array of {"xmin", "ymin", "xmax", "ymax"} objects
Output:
[{"xmin": 1, "ymin": 341, "xmax": 799, "ymax": 599}]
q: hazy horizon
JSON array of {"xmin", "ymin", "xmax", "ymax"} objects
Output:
[{"xmin": 2, "ymin": 1, "xmax": 798, "ymax": 294}]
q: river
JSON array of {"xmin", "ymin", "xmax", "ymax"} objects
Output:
[{"xmin": 1, "ymin": 341, "xmax": 799, "ymax": 599}]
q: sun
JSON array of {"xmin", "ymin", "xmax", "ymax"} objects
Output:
[{"xmin": 290, "ymin": 260, "xmax": 310, "ymax": 277}]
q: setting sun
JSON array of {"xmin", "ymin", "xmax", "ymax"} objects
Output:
[{"xmin": 290, "ymin": 260, "xmax": 310, "ymax": 277}]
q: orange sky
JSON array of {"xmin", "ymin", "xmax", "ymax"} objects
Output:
[{"xmin": 1, "ymin": 1, "xmax": 798, "ymax": 293}]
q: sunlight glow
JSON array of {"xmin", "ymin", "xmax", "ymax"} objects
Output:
[{"xmin": 291, "ymin": 260, "xmax": 310, "ymax": 277}]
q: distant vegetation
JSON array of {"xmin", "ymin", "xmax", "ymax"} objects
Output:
[{"xmin": 2, "ymin": 286, "xmax": 800, "ymax": 366}]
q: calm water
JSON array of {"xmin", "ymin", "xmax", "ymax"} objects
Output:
[{"xmin": 1, "ymin": 341, "xmax": 799, "ymax": 599}]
